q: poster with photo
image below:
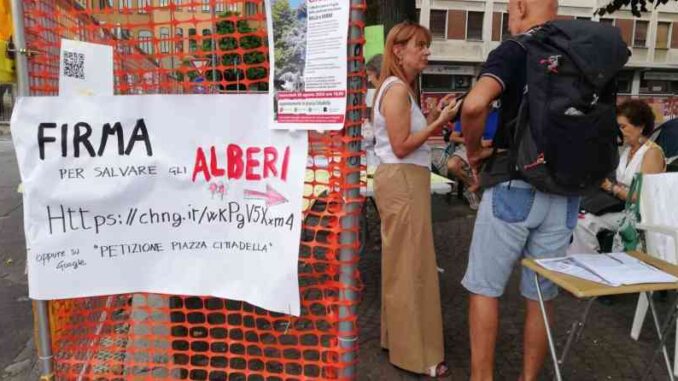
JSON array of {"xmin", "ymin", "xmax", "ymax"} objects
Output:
[{"xmin": 267, "ymin": 0, "xmax": 350, "ymax": 130}]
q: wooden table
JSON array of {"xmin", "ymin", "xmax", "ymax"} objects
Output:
[{"xmin": 523, "ymin": 251, "xmax": 678, "ymax": 381}]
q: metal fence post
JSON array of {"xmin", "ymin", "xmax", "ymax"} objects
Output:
[
  {"xmin": 338, "ymin": 1, "xmax": 365, "ymax": 379},
  {"xmin": 10, "ymin": 1, "xmax": 55, "ymax": 380},
  {"xmin": 9, "ymin": 0, "xmax": 29, "ymax": 97}
]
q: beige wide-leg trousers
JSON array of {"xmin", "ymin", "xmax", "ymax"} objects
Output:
[{"xmin": 373, "ymin": 163, "xmax": 444, "ymax": 373}]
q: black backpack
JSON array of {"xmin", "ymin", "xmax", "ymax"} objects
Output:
[{"xmin": 509, "ymin": 20, "xmax": 630, "ymax": 196}]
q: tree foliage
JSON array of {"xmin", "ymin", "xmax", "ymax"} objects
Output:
[
  {"xmin": 365, "ymin": 0, "xmax": 417, "ymax": 37},
  {"xmin": 597, "ymin": 0, "xmax": 677, "ymax": 17},
  {"xmin": 271, "ymin": 0, "xmax": 307, "ymax": 79},
  {"xmin": 176, "ymin": 11, "xmax": 268, "ymax": 92}
]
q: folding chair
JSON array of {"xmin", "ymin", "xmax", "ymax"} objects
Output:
[{"xmin": 630, "ymin": 173, "xmax": 678, "ymax": 376}]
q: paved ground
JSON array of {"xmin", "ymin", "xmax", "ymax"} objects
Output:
[
  {"xmin": 356, "ymin": 194, "xmax": 676, "ymax": 380},
  {"xmin": 0, "ymin": 136, "xmax": 39, "ymax": 381},
  {"xmin": 1, "ymin": 133, "xmax": 676, "ymax": 380}
]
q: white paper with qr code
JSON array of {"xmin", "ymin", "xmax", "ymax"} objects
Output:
[
  {"xmin": 537, "ymin": 253, "xmax": 678, "ymax": 286},
  {"xmin": 59, "ymin": 39, "xmax": 114, "ymax": 96}
]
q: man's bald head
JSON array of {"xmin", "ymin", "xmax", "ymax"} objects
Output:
[{"xmin": 507, "ymin": 0, "xmax": 558, "ymax": 36}]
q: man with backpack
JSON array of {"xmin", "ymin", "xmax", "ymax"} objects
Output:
[{"xmin": 459, "ymin": 0, "xmax": 628, "ymax": 379}]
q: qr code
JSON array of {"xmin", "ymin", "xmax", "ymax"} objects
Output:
[{"xmin": 63, "ymin": 51, "xmax": 85, "ymax": 79}]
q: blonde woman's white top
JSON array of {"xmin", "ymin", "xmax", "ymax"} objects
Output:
[{"xmin": 373, "ymin": 76, "xmax": 431, "ymax": 168}]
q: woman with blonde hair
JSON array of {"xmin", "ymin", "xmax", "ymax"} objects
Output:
[{"xmin": 372, "ymin": 21, "xmax": 460, "ymax": 378}]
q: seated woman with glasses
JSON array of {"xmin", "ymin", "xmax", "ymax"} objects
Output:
[{"xmin": 569, "ymin": 99, "xmax": 666, "ymax": 254}]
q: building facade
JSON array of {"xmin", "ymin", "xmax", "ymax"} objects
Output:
[
  {"xmin": 77, "ymin": 0, "xmax": 264, "ymax": 67},
  {"xmin": 417, "ymin": 0, "xmax": 678, "ymax": 119}
]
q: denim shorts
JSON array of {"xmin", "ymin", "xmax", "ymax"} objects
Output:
[{"xmin": 461, "ymin": 180, "xmax": 580, "ymax": 301}]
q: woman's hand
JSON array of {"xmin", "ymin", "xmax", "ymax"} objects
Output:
[
  {"xmin": 600, "ymin": 179, "xmax": 614, "ymax": 193},
  {"xmin": 425, "ymin": 97, "xmax": 440, "ymax": 121},
  {"xmin": 436, "ymin": 97, "xmax": 460, "ymax": 126}
]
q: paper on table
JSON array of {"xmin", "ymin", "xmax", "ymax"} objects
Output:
[
  {"xmin": 574, "ymin": 253, "xmax": 678, "ymax": 286},
  {"xmin": 536, "ymin": 257, "xmax": 611, "ymax": 285},
  {"xmin": 537, "ymin": 253, "xmax": 678, "ymax": 286}
]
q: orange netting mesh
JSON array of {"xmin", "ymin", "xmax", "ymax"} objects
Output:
[{"xmin": 20, "ymin": 0, "xmax": 367, "ymax": 379}]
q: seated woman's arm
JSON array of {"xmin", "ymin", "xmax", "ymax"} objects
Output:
[
  {"xmin": 610, "ymin": 146, "xmax": 665, "ymax": 201},
  {"xmin": 382, "ymin": 84, "xmax": 456, "ymax": 159},
  {"xmin": 449, "ymin": 131, "xmax": 465, "ymax": 144}
]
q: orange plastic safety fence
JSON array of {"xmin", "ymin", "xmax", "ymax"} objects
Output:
[{"xmin": 20, "ymin": 0, "xmax": 367, "ymax": 379}]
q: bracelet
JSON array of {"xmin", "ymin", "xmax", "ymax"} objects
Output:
[
  {"xmin": 606, "ymin": 181, "xmax": 615, "ymax": 193},
  {"xmin": 612, "ymin": 184, "xmax": 621, "ymax": 198}
]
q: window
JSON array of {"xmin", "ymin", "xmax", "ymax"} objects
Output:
[
  {"xmin": 245, "ymin": 2, "xmax": 257, "ymax": 16},
  {"xmin": 422, "ymin": 74, "xmax": 472, "ymax": 92},
  {"xmin": 202, "ymin": 0, "xmax": 210, "ymax": 12},
  {"xmin": 160, "ymin": 27, "xmax": 170, "ymax": 53},
  {"xmin": 188, "ymin": 28, "xmax": 197, "ymax": 52},
  {"xmin": 640, "ymin": 78, "xmax": 672, "ymax": 94},
  {"xmin": 501, "ymin": 13, "xmax": 510, "ymax": 41},
  {"xmin": 138, "ymin": 0, "xmax": 150, "ymax": 13},
  {"xmin": 634, "ymin": 20, "xmax": 649, "ymax": 47},
  {"xmin": 599, "ymin": 18, "xmax": 614, "ymax": 25},
  {"xmin": 216, "ymin": 2, "xmax": 226, "ymax": 13},
  {"xmin": 616, "ymin": 71, "xmax": 633, "ymax": 94},
  {"xmin": 467, "ymin": 11, "xmax": 484, "ymax": 41},
  {"xmin": 202, "ymin": 28, "xmax": 212, "ymax": 36},
  {"xmin": 159, "ymin": 0, "xmax": 169, "ymax": 6},
  {"xmin": 227, "ymin": 4, "xmax": 238, "ymax": 12},
  {"xmin": 576, "ymin": 16, "xmax": 591, "ymax": 21},
  {"xmin": 138, "ymin": 30, "xmax": 153, "ymax": 54},
  {"xmin": 656, "ymin": 22, "xmax": 671, "ymax": 50},
  {"xmin": 118, "ymin": 0, "xmax": 131, "ymax": 9},
  {"xmin": 175, "ymin": 28, "xmax": 184, "ymax": 52},
  {"xmin": 430, "ymin": 10, "xmax": 447, "ymax": 39},
  {"xmin": 98, "ymin": 0, "xmax": 112, "ymax": 8}
]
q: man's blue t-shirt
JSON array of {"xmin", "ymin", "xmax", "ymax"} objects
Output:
[{"xmin": 454, "ymin": 108, "xmax": 499, "ymax": 141}]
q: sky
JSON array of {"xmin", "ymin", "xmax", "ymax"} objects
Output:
[{"xmin": 289, "ymin": 0, "xmax": 303, "ymax": 8}]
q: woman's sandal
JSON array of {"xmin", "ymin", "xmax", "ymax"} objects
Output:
[{"xmin": 424, "ymin": 362, "xmax": 451, "ymax": 379}]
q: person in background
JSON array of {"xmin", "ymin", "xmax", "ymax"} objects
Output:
[
  {"xmin": 0, "ymin": 84, "xmax": 9, "ymax": 119},
  {"xmin": 363, "ymin": 54, "xmax": 383, "ymax": 168},
  {"xmin": 569, "ymin": 99, "xmax": 666, "ymax": 254},
  {"xmin": 447, "ymin": 107, "xmax": 499, "ymax": 209},
  {"xmin": 372, "ymin": 21, "xmax": 459, "ymax": 378},
  {"xmin": 366, "ymin": 54, "xmax": 383, "ymax": 89}
]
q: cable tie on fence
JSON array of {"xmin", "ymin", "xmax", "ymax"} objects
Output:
[
  {"xmin": 38, "ymin": 354, "xmax": 54, "ymax": 361},
  {"xmin": 7, "ymin": 47, "xmax": 40, "ymax": 57},
  {"xmin": 338, "ymin": 336, "xmax": 358, "ymax": 342},
  {"xmin": 39, "ymin": 373, "xmax": 55, "ymax": 381}
]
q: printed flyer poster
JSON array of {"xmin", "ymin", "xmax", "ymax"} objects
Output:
[
  {"xmin": 11, "ymin": 94, "xmax": 307, "ymax": 315},
  {"xmin": 267, "ymin": 0, "xmax": 350, "ymax": 130}
]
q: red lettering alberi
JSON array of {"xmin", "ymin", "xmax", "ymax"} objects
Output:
[{"xmin": 191, "ymin": 144, "xmax": 291, "ymax": 182}]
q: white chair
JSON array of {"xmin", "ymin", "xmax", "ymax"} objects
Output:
[{"xmin": 629, "ymin": 173, "xmax": 678, "ymax": 376}]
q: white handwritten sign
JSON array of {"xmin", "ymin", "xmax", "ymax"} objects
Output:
[{"xmin": 11, "ymin": 94, "xmax": 308, "ymax": 316}]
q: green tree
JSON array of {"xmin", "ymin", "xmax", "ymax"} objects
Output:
[
  {"xmin": 598, "ymin": 0, "xmax": 678, "ymax": 16},
  {"xmin": 365, "ymin": 0, "xmax": 417, "ymax": 37},
  {"xmin": 271, "ymin": 0, "xmax": 295, "ymax": 42},
  {"xmin": 176, "ymin": 11, "xmax": 268, "ymax": 92}
]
